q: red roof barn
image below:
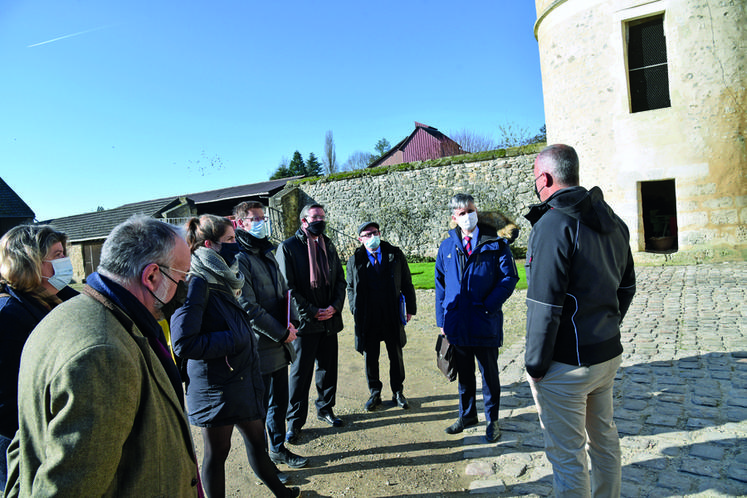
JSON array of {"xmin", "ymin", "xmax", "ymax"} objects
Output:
[{"xmin": 368, "ymin": 122, "xmax": 464, "ymax": 168}]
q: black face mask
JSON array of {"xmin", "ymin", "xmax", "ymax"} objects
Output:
[
  {"xmin": 306, "ymin": 220, "xmax": 326, "ymax": 236},
  {"xmin": 217, "ymin": 242, "xmax": 241, "ymax": 266},
  {"xmin": 160, "ymin": 280, "xmax": 188, "ymax": 321}
]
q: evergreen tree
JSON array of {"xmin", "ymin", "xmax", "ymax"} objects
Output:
[
  {"xmin": 269, "ymin": 164, "xmax": 291, "ymax": 180},
  {"xmin": 287, "ymin": 151, "xmax": 306, "ymax": 177},
  {"xmin": 305, "ymin": 152, "xmax": 323, "ymax": 177}
]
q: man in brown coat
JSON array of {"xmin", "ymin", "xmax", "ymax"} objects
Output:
[{"xmin": 4, "ymin": 215, "xmax": 201, "ymax": 497}]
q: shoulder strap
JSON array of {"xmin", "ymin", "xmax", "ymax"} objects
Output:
[{"xmin": 81, "ymin": 285, "xmax": 135, "ymax": 333}]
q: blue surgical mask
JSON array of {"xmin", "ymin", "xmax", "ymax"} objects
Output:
[
  {"xmin": 364, "ymin": 235, "xmax": 381, "ymax": 251},
  {"xmin": 249, "ymin": 220, "xmax": 270, "ymax": 239},
  {"xmin": 44, "ymin": 257, "xmax": 73, "ymax": 291}
]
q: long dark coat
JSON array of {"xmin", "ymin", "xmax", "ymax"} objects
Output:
[{"xmin": 346, "ymin": 240, "xmax": 417, "ymax": 354}]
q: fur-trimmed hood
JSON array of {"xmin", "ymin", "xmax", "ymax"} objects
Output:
[{"xmin": 448, "ymin": 210, "xmax": 520, "ymax": 244}]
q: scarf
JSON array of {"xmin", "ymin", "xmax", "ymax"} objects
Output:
[
  {"xmin": 190, "ymin": 246, "xmax": 245, "ymax": 298},
  {"xmin": 305, "ymin": 228, "xmax": 330, "ymax": 289}
]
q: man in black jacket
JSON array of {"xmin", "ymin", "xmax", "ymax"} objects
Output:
[
  {"xmin": 276, "ymin": 204, "xmax": 347, "ymax": 443},
  {"xmin": 346, "ymin": 221, "xmax": 417, "ymax": 412},
  {"xmin": 233, "ymin": 201, "xmax": 308, "ymax": 471},
  {"xmin": 524, "ymin": 144, "xmax": 636, "ymax": 497}
]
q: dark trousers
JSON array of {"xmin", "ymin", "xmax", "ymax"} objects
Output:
[
  {"xmin": 453, "ymin": 345, "xmax": 501, "ymax": 423},
  {"xmin": 262, "ymin": 366, "xmax": 289, "ymax": 453},
  {"xmin": 364, "ymin": 335, "xmax": 405, "ymax": 395},
  {"xmin": 287, "ymin": 332, "xmax": 338, "ymax": 430}
]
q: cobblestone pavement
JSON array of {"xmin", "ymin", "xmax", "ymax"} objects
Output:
[{"xmin": 463, "ymin": 262, "xmax": 747, "ymax": 497}]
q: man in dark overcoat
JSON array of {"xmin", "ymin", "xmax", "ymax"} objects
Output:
[
  {"xmin": 346, "ymin": 221, "xmax": 417, "ymax": 411},
  {"xmin": 276, "ymin": 203, "xmax": 347, "ymax": 443}
]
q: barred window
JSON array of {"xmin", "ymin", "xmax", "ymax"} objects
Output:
[{"xmin": 627, "ymin": 15, "xmax": 671, "ymax": 113}]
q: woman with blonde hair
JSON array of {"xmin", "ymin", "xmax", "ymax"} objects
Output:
[
  {"xmin": 0, "ymin": 224, "xmax": 77, "ymax": 490},
  {"xmin": 170, "ymin": 215, "xmax": 300, "ymax": 498}
]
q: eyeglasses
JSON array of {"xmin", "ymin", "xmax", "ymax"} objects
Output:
[
  {"xmin": 360, "ymin": 230, "xmax": 380, "ymax": 238},
  {"xmin": 159, "ymin": 266, "xmax": 188, "ymax": 284},
  {"xmin": 246, "ymin": 216, "xmax": 268, "ymax": 222}
]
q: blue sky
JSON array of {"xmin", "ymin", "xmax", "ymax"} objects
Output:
[{"xmin": 1, "ymin": 1, "xmax": 545, "ymax": 221}]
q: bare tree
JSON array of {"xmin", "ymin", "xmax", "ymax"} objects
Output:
[
  {"xmin": 496, "ymin": 122, "xmax": 532, "ymax": 149},
  {"xmin": 448, "ymin": 129, "xmax": 497, "ymax": 153},
  {"xmin": 342, "ymin": 151, "xmax": 375, "ymax": 171},
  {"xmin": 323, "ymin": 130, "xmax": 338, "ymax": 174}
]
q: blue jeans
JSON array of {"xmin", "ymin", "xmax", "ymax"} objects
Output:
[{"xmin": 0, "ymin": 434, "xmax": 11, "ymax": 492}]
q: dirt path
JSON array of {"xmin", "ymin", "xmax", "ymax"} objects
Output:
[{"xmin": 197, "ymin": 288, "xmax": 528, "ymax": 497}]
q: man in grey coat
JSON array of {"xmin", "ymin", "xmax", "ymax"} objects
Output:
[
  {"xmin": 4, "ymin": 215, "xmax": 200, "ymax": 497},
  {"xmin": 234, "ymin": 201, "xmax": 309, "ymax": 470}
]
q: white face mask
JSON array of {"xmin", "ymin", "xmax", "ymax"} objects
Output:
[
  {"xmin": 456, "ymin": 211, "xmax": 478, "ymax": 233},
  {"xmin": 364, "ymin": 235, "xmax": 381, "ymax": 251},
  {"xmin": 151, "ymin": 273, "xmax": 172, "ymax": 310},
  {"xmin": 44, "ymin": 257, "xmax": 74, "ymax": 291},
  {"xmin": 248, "ymin": 219, "xmax": 270, "ymax": 239}
]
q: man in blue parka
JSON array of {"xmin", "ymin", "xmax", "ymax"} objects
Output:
[{"xmin": 435, "ymin": 193, "xmax": 519, "ymax": 443}]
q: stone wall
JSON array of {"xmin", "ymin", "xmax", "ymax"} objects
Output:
[{"xmin": 270, "ymin": 154, "xmax": 538, "ymax": 261}]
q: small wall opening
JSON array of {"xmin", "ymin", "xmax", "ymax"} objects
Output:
[
  {"xmin": 640, "ymin": 179, "xmax": 678, "ymax": 253},
  {"xmin": 83, "ymin": 242, "xmax": 103, "ymax": 280}
]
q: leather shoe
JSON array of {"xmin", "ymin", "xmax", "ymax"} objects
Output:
[
  {"xmin": 486, "ymin": 421, "xmax": 501, "ymax": 442},
  {"xmin": 445, "ymin": 416, "xmax": 479, "ymax": 434},
  {"xmin": 317, "ymin": 411, "xmax": 343, "ymax": 427},
  {"xmin": 392, "ymin": 391, "xmax": 409, "ymax": 409},
  {"xmin": 270, "ymin": 446, "xmax": 309, "ymax": 468},
  {"xmin": 285, "ymin": 428, "xmax": 300, "ymax": 445},
  {"xmin": 365, "ymin": 392, "xmax": 382, "ymax": 411}
]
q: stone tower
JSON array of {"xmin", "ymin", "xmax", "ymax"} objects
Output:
[{"xmin": 534, "ymin": 0, "xmax": 746, "ymax": 261}]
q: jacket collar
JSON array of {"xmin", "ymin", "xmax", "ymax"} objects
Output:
[
  {"xmin": 236, "ymin": 228, "xmax": 274, "ymax": 255},
  {"xmin": 525, "ymin": 186, "xmax": 614, "ymax": 233}
]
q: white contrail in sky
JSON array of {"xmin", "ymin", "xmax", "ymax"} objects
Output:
[{"xmin": 28, "ymin": 25, "xmax": 110, "ymax": 48}]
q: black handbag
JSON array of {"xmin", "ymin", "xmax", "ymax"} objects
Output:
[{"xmin": 435, "ymin": 334, "xmax": 457, "ymax": 382}]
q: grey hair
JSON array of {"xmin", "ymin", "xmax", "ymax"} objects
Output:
[
  {"xmin": 98, "ymin": 214, "xmax": 185, "ymax": 287},
  {"xmin": 299, "ymin": 203, "xmax": 325, "ymax": 223},
  {"xmin": 536, "ymin": 144, "xmax": 580, "ymax": 186},
  {"xmin": 448, "ymin": 193, "xmax": 475, "ymax": 213}
]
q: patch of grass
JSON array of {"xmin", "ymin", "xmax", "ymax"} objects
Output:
[{"xmin": 408, "ymin": 261, "xmax": 527, "ymax": 291}]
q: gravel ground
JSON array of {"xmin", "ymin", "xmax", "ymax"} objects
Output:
[{"xmin": 196, "ymin": 286, "xmax": 528, "ymax": 497}]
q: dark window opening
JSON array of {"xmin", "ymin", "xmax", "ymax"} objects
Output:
[
  {"xmin": 627, "ymin": 15, "xmax": 671, "ymax": 112},
  {"xmin": 641, "ymin": 179, "xmax": 678, "ymax": 253},
  {"xmin": 83, "ymin": 242, "xmax": 103, "ymax": 280}
]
